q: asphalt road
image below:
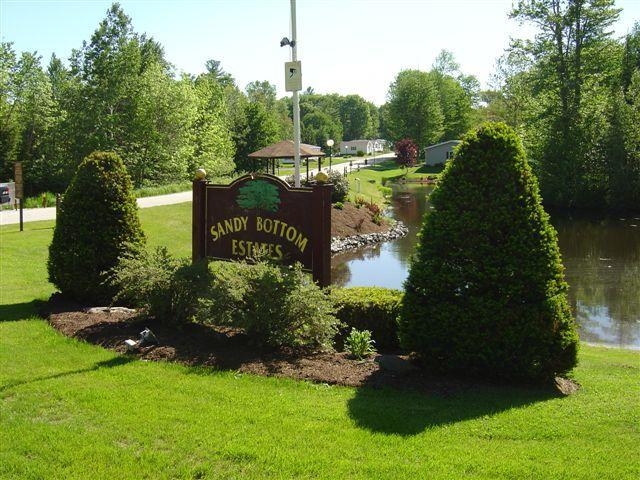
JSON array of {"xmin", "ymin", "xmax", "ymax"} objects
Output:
[{"xmin": 0, "ymin": 152, "xmax": 395, "ymax": 226}]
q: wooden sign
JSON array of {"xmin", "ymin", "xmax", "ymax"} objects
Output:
[
  {"xmin": 14, "ymin": 162, "xmax": 23, "ymax": 199},
  {"xmin": 193, "ymin": 174, "xmax": 332, "ymax": 286}
]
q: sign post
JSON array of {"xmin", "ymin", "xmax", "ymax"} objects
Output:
[{"xmin": 14, "ymin": 162, "xmax": 23, "ymax": 232}]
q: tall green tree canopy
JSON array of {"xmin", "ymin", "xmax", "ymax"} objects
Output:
[
  {"xmin": 509, "ymin": 0, "xmax": 623, "ymax": 207},
  {"xmin": 384, "ymin": 69, "xmax": 444, "ymax": 150}
]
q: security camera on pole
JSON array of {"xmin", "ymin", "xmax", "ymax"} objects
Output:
[{"xmin": 281, "ymin": 0, "xmax": 302, "ymax": 187}]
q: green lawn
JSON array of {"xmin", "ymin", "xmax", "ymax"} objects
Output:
[
  {"xmin": 345, "ymin": 160, "xmax": 442, "ymax": 204},
  {"xmin": 1, "ymin": 204, "xmax": 639, "ymax": 479},
  {"xmin": 277, "ymin": 156, "xmax": 355, "ymax": 177}
]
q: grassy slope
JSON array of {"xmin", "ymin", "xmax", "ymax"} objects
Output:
[
  {"xmin": 346, "ymin": 160, "xmax": 442, "ymax": 204},
  {"xmin": 1, "ymin": 203, "xmax": 639, "ymax": 479}
]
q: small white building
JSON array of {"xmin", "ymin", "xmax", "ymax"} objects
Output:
[
  {"xmin": 340, "ymin": 139, "xmax": 386, "ymax": 156},
  {"xmin": 424, "ymin": 140, "xmax": 461, "ymax": 166}
]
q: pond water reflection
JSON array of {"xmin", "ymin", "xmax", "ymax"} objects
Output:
[{"xmin": 330, "ymin": 185, "xmax": 640, "ymax": 349}]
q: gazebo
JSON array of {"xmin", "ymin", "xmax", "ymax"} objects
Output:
[{"xmin": 248, "ymin": 140, "xmax": 324, "ymax": 180}]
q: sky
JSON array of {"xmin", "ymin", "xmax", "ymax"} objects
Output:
[{"xmin": 1, "ymin": 0, "xmax": 639, "ymax": 106}]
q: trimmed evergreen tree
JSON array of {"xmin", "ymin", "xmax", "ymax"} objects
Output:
[
  {"xmin": 399, "ymin": 123, "xmax": 578, "ymax": 382},
  {"xmin": 48, "ymin": 151, "xmax": 145, "ymax": 304}
]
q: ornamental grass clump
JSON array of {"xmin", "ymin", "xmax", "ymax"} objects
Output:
[
  {"xmin": 399, "ymin": 123, "xmax": 579, "ymax": 382},
  {"xmin": 48, "ymin": 151, "xmax": 145, "ymax": 304}
]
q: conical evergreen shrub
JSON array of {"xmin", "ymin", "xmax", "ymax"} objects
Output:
[
  {"xmin": 399, "ymin": 123, "xmax": 578, "ymax": 382},
  {"xmin": 48, "ymin": 151, "xmax": 145, "ymax": 304}
]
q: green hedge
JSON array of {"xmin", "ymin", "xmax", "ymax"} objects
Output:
[{"xmin": 331, "ymin": 287, "xmax": 403, "ymax": 350}]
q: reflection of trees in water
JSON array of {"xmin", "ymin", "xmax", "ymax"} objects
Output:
[
  {"xmin": 390, "ymin": 185, "xmax": 434, "ymax": 261},
  {"xmin": 330, "ymin": 260, "xmax": 351, "ymax": 287},
  {"xmin": 331, "ymin": 245, "xmax": 383, "ymax": 286},
  {"xmin": 576, "ymin": 301, "xmax": 640, "ymax": 347},
  {"xmin": 332, "ymin": 192, "xmax": 640, "ymax": 347},
  {"xmin": 553, "ymin": 214, "xmax": 640, "ymax": 347}
]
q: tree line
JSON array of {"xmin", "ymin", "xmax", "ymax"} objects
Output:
[
  {"xmin": 2, "ymin": 1, "xmax": 636, "ymax": 211},
  {"xmin": 481, "ymin": 0, "xmax": 640, "ymax": 210},
  {"xmin": 1, "ymin": 3, "xmax": 479, "ymax": 197}
]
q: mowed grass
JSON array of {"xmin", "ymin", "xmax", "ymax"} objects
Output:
[
  {"xmin": 1, "ymin": 202, "xmax": 639, "ymax": 479},
  {"xmin": 346, "ymin": 160, "xmax": 442, "ymax": 204}
]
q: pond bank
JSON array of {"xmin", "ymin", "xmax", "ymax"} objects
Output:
[{"xmin": 331, "ymin": 221, "xmax": 409, "ymax": 255}]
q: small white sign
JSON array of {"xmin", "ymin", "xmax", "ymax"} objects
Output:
[{"xmin": 285, "ymin": 61, "xmax": 302, "ymax": 92}]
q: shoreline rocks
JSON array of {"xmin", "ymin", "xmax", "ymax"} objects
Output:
[{"xmin": 331, "ymin": 221, "xmax": 409, "ymax": 255}]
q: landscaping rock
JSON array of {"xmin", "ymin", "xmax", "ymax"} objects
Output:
[
  {"xmin": 331, "ymin": 222, "xmax": 409, "ymax": 255},
  {"xmin": 374, "ymin": 354, "xmax": 418, "ymax": 374},
  {"xmin": 85, "ymin": 306, "xmax": 137, "ymax": 314}
]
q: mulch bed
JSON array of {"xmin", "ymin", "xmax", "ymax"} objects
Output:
[
  {"xmin": 41, "ymin": 201, "xmax": 578, "ymax": 397},
  {"xmin": 44, "ymin": 297, "xmax": 577, "ymax": 397}
]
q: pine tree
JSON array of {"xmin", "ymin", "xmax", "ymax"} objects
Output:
[
  {"xmin": 48, "ymin": 151, "xmax": 145, "ymax": 304},
  {"xmin": 400, "ymin": 123, "xmax": 578, "ymax": 382}
]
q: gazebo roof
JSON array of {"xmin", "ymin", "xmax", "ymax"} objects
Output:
[{"xmin": 248, "ymin": 140, "xmax": 325, "ymax": 159}]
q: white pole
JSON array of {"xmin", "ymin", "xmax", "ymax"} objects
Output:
[{"xmin": 291, "ymin": 0, "xmax": 301, "ymax": 187}]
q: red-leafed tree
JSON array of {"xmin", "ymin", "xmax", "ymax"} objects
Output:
[{"xmin": 394, "ymin": 138, "xmax": 419, "ymax": 173}]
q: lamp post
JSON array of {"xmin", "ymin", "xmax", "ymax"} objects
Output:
[{"xmin": 326, "ymin": 139, "xmax": 334, "ymax": 171}]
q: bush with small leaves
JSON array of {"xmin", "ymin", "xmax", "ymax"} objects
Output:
[
  {"xmin": 48, "ymin": 151, "xmax": 145, "ymax": 304},
  {"xmin": 285, "ymin": 170, "xmax": 349, "ymax": 203},
  {"xmin": 400, "ymin": 123, "xmax": 579, "ymax": 382},
  {"xmin": 200, "ymin": 261, "xmax": 340, "ymax": 350},
  {"xmin": 345, "ymin": 328, "xmax": 376, "ymax": 359},
  {"xmin": 109, "ymin": 247, "xmax": 210, "ymax": 324},
  {"xmin": 326, "ymin": 170, "xmax": 350, "ymax": 203}
]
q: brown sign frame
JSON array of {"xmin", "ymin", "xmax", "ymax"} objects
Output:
[{"xmin": 192, "ymin": 174, "xmax": 332, "ymax": 287}]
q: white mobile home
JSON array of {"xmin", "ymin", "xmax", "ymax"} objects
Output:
[{"xmin": 340, "ymin": 140, "xmax": 373, "ymax": 156}]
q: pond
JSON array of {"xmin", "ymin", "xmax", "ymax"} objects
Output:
[{"xmin": 331, "ymin": 185, "xmax": 640, "ymax": 349}]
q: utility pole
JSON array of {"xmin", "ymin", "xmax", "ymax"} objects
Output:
[{"xmin": 291, "ymin": 0, "xmax": 301, "ymax": 187}]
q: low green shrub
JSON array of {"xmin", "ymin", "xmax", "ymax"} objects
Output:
[
  {"xmin": 111, "ymin": 251, "xmax": 339, "ymax": 348},
  {"xmin": 201, "ymin": 261, "xmax": 340, "ymax": 350},
  {"xmin": 356, "ymin": 150, "xmax": 365, "ymax": 157},
  {"xmin": 285, "ymin": 171, "xmax": 349, "ymax": 204},
  {"xmin": 378, "ymin": 185, "xmax": 392, "ymax": 197},
  {"xmin": 345, "ymin": 328, "xmax": 376, "ymax": 359},
  {"xmin": 333, "ymin": 202, "xmax": 344, "ymax": 210},
  {"xmin": 331, "ymin": 287, "xmax": 402, "ymax": 350},
  {"xmin": 134, "ymin": 181, "xmax": 192, "ymax": 198},
  {"xmin": 326, "ymin": 170, "xmax": 350, "ymax": 203},
  {"xmin": 23, "ymin": 192, "xmax": 57, "ymax": 208},
  {"xmin": 110, "ymin": 247, "xmax": 209, "ymax": 324}
]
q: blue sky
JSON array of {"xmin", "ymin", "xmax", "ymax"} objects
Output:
[{"xmin": 1, "ymin": 0, "xmax": 638, "ymax": 105}]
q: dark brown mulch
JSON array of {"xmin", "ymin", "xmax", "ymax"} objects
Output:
[
  {"xmin": 47, "ymin": 306, "xmax": 436, "ymax": 392},
  {"xmin": 44, "ymin": 297, "xmax": 578, "ymax": 397}
]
